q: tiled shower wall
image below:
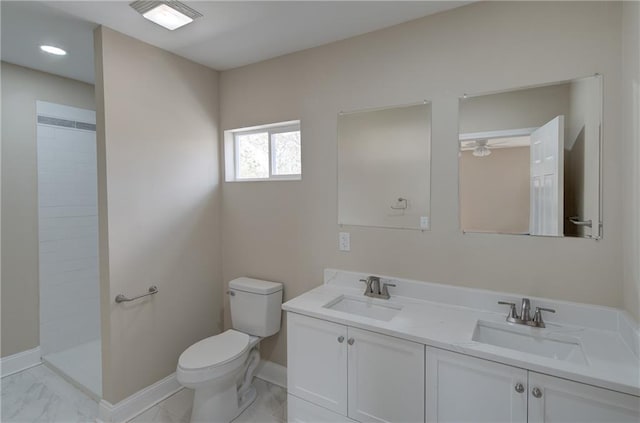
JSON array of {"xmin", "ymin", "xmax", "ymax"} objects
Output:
[{"xmin": 36, "ymin": 101, "xmax": 100, "ymax": 355}]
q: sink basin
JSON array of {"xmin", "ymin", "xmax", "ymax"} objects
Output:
[
  {"xmin": 472, "ymin": 320, "xmax": 588, "ymax": 365},
  {"xmin": 323, "ymin": 295, "xmax": 402, "ymax": 321}
]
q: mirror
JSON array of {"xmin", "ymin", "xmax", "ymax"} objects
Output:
[
  {"xmin": 458, "ymin": 75, "xmax": 602, "ymax": 239},
  {"xmin": 338, "ymin": 102, "xmax": 431, "ymax": 230}
]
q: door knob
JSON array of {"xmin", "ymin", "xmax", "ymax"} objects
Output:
[
  {"xmin": 337, "ymin": 336, "xmax": 345, "ymax": 343},
  {"xmin": 347, "ymin": 338, "xmax": 355, "ymax": 345},
  {"xmin": 532, "ymin": 387, "xmax": 543, "ymax": 398},
  {"xmin": 514, "ymin": 383, "xmax": 525, "ymax": 393}
]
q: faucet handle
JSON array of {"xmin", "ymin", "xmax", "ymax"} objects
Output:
[
  {"xmin": 381, "ymin": 282, "xmax": 396, "ymax": 298},
  {"xmin": 532, "ymin": 307, "xmax": 556, "ymax": 328},
  {"xmin": 498, "ymin": 301, "xmax": 520, "ymax": 319},
  {"xmin": 360, "ymin": 278, "xmax": 374, "ymax": 294}
]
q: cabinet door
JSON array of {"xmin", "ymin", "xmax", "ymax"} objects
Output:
[
  {"xmin": 528, "ymin": 372, "xmax": 640, "ymax": 423},
  {"xmin": 287, "ymin": 313, "xmax": 348, "ymax": 415},
  {"xmin": 347, "ymin": 327, "xmax": 425, "ymax": 423},
  {"xmin": 425, "ymin": 347, "xmax": 527, "ymax": 423}
]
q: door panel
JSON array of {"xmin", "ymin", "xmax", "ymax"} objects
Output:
[
  {"xmin": 530, "ymin": 115, "xmax": 564, "ymax": 236},
  {"xmin": 528, "ymin": 372, "xmax": 640, "ymax": 423},
  {"xmin": 426, "ymin": 347, "xmax": 527, "ymax": 423},
  {"xmin": 348, "ymin": 327, "xmax": 424, "ymax": 423},
  {"xmin": 287, "ymin": 313, "xmax": 348, "ymax": 415}
]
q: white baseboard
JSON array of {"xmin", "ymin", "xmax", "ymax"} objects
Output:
[
  {"xmin": 97, "ymin": 373, "xmax": 182, "ymax": 423},
  {"xmin": 0, "ymin": 347, "xmax": 42, "ymax": 378},
  {"xmin": 255, "ymin": 360, "xmax": 287, "ymax": 389}
]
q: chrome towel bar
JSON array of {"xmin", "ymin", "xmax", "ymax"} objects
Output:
[{"xmin": 115, "ymin": 286, "xmax": 158, "ymax": 303}]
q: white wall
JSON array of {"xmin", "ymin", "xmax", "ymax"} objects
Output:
[
  {"xmin": 37, "ymin": 102, "xmax": 99, "ymax": 356},
  {"xmin": 219, "ymin": 1, "xmax": 624, "ymax": 366},
  {"xmin": 621, "ymin": 1, "xmax": 640, "ymax": 322}
]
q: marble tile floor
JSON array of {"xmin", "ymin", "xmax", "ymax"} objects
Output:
[{"xmin": 1, "ymin": 364, "xmax": 287, "ymax": 423}]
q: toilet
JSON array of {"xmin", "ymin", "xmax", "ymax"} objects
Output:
[{"xmin": 177, "ymin": 277, "xmax": 283, "ymax": 423}]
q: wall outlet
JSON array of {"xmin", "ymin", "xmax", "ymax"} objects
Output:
[
  {"xmin": 420, "ymin": 216, "xmax": 429, "ymax": 230},
  {"xmin": 339, "ymin": 232, "xmax": 350, "ymax": 251}
]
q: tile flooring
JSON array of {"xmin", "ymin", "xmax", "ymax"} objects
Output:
[{"xmin": 1, "ymin": 364, "xmax": 287, "ymax": 423}]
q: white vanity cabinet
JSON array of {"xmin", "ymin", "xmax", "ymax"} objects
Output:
[
  {"xmin": 426, "ymin": 347, "xmax": 640, "ymax": 423},
  {"xmin": 287, "ymin": 313, "xmax": 425, "ymax": 423}
]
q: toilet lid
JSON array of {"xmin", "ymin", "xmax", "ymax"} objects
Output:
[{"xmin": 178, "ymin": 330, "xmax": 250, "ymax": 371}]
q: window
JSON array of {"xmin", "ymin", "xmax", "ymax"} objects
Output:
[{"xmin": 224, "ymin": 121, "xmax": 301, "ymax": 181}]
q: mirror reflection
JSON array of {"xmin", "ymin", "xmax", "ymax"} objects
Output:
[
  {"xmin": 458, "ymin": 75, "xmax": 602, "ymax": 238},
  {"xmin": 338, "ymin": 102, "xmax": 431, "ymax": 230}
]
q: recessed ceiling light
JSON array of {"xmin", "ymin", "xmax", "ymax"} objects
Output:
[
  {"xmin": 40, "ymin": 45, "xmax": 67, "ymax": 56},
  {"xmin": 130, "ymin": 1, "xmax": 203, "ymax": 31}
]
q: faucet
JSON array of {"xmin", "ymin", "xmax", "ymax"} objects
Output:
[
  {"xmin": 498, "ymin": 298, "xmax": 555, "ymax": 328},
  {"xmin": 359, "ymin": 276, "xmax": 396, "ymax": 300}
]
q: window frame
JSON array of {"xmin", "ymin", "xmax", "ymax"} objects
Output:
[{"xmin": 225, "ymin": 120, "xmax": 301, "ymax": 182}]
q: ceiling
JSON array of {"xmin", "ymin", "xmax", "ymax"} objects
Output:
[{"xmin": 1, "ymin": 1, "xmax": 471, "ymax": 84}]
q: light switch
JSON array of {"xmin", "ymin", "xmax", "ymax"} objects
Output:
[
  {"xmin": 339, "ymin": 232, "xmax": 350, "ymax": 251},
  {"xmin": 420, "ymin": 216, "xmax": 429, "ymax": 230}
]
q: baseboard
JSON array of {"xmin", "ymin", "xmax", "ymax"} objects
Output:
[
  {"xmin": 0, "ymin": 347, "xmax": 42, "ymax": 378},
  {"xmin": 97, "ymin": 373, "xmax": 182, "ymax": 423},
  {"xmin": 255, "ymin": 360, "xmax": 287, "ymax": 389}
]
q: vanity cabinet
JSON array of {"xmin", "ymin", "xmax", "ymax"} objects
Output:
[
  {"xmin": 426, "ymin": 347, "xmax": 640, "ymax": 423},
  {"xmin": 287, "ymin": 313, "xmax": 425, "ymax": 423}
]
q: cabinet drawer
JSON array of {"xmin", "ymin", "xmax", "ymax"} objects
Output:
[{"xmin": 288, "ymin": 394, "xmax": 357, "ymax": 423}]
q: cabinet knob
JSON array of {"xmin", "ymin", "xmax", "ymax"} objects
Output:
[
  {"xmin": 532, "ymin": 387, "xmax": 543, "ymax": 398},
  {"xmin": 337, "ymin": 336, "xmax": 345, "ymax": 343},
  {"xmin": 514, "ymin": 383, "xmax": 525, "ymax": 393},
  {"xmin": 347, "ymin": 338, "xmax": 355, "ymax": 345}
]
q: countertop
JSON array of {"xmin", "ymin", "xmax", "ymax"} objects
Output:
[{"xmin": 282, "ymin": 270, "xmax": 640, "ymax": 397}]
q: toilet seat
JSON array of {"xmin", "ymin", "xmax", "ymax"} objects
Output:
[{"xmin": 177, "ymin": 330, "xmax": 250, "ymax": 385}]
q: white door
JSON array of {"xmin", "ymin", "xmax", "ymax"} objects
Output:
[
  {"xmin": 530, "ymin": 116, "xmax": 565, "ymax": 236},
  {"xmin": 347, "ymin": 327, "xmax": 424, "ymax": 423},
  {"xmin": 287, "ymin": 313, "xmax": 348, "ymax": 415},
  {"xmin": 528, "ymin": 372, "xmax": 640, "ymax": 423},
  {"xmin": 425, "ymin": 347, "xmax": 527, "ymax": 423}
]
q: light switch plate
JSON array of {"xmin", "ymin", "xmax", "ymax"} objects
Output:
[
  {"xmin": 339, "ymin": 232, "xmax": 350, "ymax": 251},
  {"xmin": 420, "ymin": 216, "xmax": 429, "ymax": 230}
]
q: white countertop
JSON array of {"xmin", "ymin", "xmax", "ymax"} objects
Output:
[{"xmin": 282, "ymin": 269, "xmax": 640, "ymax": 397}]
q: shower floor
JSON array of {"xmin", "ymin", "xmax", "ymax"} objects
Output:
[{"xmin": 42, "ymin": 339, "xmax": 101, "ymax": 399}]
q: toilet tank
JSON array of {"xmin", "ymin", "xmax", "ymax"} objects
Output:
[{"xmin": 228, "ymin": 277, "xmax": 283, "ymax": 337}]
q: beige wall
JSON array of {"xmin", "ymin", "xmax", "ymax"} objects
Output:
[
  {"xmin": 460, "ymin": 83, "xmax": 570, "ymax": 134},
  {"xmin": 94, "ymin": 27, "xmax": 222, "ymax": 403},
  {"xmin": 460, "ymin": 147, "xmax": 530, "ymax": 234},
  {"xmin": 621, "ymin": 1, "xmax": 640, "ymax": 322},
  {"xmin": 219, "ymin": 1, "xmax": 624, "ymax": 366},
  {"xmin": 0, "ymin": 62, "xmax": 95, "ymax": 357}
]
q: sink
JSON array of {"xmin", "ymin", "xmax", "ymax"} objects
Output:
[
  {"xmin": 323, "ymin": 295, "xmax": 402, "ymax": 321},
  {"xmin": 472, "ymin": 320, "xmax": 588, "ymax": 365}
]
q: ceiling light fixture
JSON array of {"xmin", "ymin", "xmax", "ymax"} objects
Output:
[
  {"xmin": 40, "ymin": 45, "xmax": 67, "ymax": 56},
  {"xmin": 130, "ymin": 1, "xmax": 202, "ymax": 31},
  {"xmin": 472, "ymin": 140, "xmax": 492, "ymax": 157}
]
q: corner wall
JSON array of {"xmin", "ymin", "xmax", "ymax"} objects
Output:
[
  {"xmin": 94, "ymin": 27, "xmax": 222, "ymax": 403},
  {"xmin": 621, "ymin": 1, "xmax": 640, "ymax": 322},
  {"xmin": 0, "ymin": 62, "xmax": 95, "ymax": 357},
  {"xmin": 219, "ymin": 1, "xmax": 624, "ymax": 366}
]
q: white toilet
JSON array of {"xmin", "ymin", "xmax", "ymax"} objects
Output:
[{"xmin": 177, "ymin": 277, "xmax": 283, "ymax": 423}]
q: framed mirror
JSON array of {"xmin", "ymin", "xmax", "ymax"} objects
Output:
[
  {"xmin": 458, "ymin": 75, "xmax": 603, "ymax": 239},
  {"xmin": 338, "ymin": 102, "xmax": 431, "ymax": 230}
]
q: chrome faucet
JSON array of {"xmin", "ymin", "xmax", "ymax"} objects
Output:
[
  {"xmin": 498, "ymin": 298, "xmax": 555, "ymax": 328},
  {"xmin": 360, "ymin": 276, "xmax": 396, "ymax": 300},
  {"xmin": 520, "ymin": 298, "xmax": 532, "ymax": 322}
]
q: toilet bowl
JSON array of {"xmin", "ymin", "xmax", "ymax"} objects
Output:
[{"xmin": 176, "ymin": 277, "xmax": 283, "ymax": 423}]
